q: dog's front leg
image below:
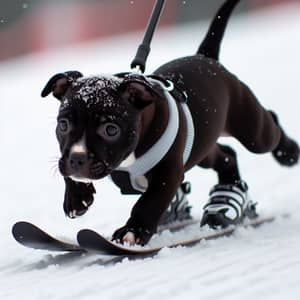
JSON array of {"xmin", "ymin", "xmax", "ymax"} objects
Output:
[
  {"xmin": 63, "ymin": 178, "xmax": 96, "ymax": 218},
  {"xmin": 113, "ymin": 163, "xmax": 184, "ymax": 245}
]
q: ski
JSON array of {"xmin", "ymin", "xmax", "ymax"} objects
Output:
[
  {"xmin": 12, "ymin": 221, "xmax": 85, "ymax": 253},
  {"xmin": 77, "ymin": 215, "xmax": 276, "ymax": 256},
  {"xmin": 157, "ymin": 217, "xmax": 200, "ymax": 232},
  {"xmin": 11, "ymin": 218, "xmax": 199, "ymax": 253}
]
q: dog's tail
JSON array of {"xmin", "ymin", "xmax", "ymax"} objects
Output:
[{"xmin": 197, "ymin": 0, "xmax": 240, "ymax": 60}]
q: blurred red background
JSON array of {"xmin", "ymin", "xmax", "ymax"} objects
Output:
[{"xmin": 0, "ymin": 0, "xmax": 297, "ymax": 62}]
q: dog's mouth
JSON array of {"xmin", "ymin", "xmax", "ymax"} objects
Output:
[{"xmin": 58, "ymin": 156, "xmax": 112, "ymax": 181}]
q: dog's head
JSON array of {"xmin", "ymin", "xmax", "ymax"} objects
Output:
[{"xmin": 42, "ymin": 71, "xmax": 163, "ymax": 182}]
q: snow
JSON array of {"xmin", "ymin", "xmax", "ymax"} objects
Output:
[{"xmin": 1, "ymin": 3, "xmax": 300, "ymax": 300}]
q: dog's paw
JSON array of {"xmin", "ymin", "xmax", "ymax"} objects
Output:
[
  {"xmin": 272, "ymin": 137, "xmax": 299, "ymax": 167},
  {"xmin": 65, "ymin": 198, "xmax": 93, "ymax": 218},
  {"xmin": 112, "ymin": 224, "xmax": 154, "ymax": 246},
  {"xmin": 63, "ymin": 181, "xmax": 96, "ymax": 218}
]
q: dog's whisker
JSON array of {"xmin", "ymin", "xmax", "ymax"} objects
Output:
[
  {"xmin": 50, "ymin": 170, "xmax": 58, "ymax": 178},
  {"xmin": 50, "ymin": 162, "xmax": 59, "ymax": 168},
  {"xmin": 50, "ymin": 163, "xmax": 58, "ymax": 170},
  {"xmin": 50, "ymin": 163, "xmax": 60, "ymax": 177},
  {"xmin": 48, "ymin": 159, "xmax": 60, "ymax": 166},
  {"xmin": 49, "ymin": 155, "xmax": 60, "ymax": 160}
]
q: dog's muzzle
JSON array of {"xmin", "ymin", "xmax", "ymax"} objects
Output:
[{"xmin": 59, "ymin": 153, "xmax": 106, "ymax": 181}]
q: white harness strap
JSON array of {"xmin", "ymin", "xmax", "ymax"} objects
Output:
[
  {"xmin": 117, "ymin": 80, "xmax": 194, "ymax": 192},
  {"xmin": 181, "ymin": 99, "xmax": 194, "ymax": 164}
]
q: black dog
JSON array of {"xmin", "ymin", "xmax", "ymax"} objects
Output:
[{"xmin": 42, "ymin": 0, "xmax": 299, "ymax": 245}]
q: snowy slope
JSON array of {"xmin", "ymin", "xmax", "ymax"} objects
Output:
[{"xmin": 1, "ymin": 3, "xmax": 300, "ymax": 300}]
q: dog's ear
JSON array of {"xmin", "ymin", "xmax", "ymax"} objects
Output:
[
  {"xmin": 119, "ymin": 77, "xmax": 163, "ymax": 110},
  {"xmin": 41, "ymin": 71, "xmax": 83, "ymax": 101}
]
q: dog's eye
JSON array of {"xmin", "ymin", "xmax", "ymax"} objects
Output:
[
  {"xmin": 106, "ymin": 124, "xmax": 119, "ymax": 136},
  {"xmin": 58, "ymin": 119, "xmax": 70, "ymax": 133},
  {"xmin": 97, "ymin": 123, "xmax": 120, "ymax": 140}
]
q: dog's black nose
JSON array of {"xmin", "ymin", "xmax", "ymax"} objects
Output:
[{"xmin": 69, "ymin": 153, "xmax": 88, "ymax": 172}]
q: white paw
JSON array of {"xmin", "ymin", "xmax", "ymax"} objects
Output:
[{"xmin": 122, "ymin": 231, "xmax": 136, "ymax": 246}]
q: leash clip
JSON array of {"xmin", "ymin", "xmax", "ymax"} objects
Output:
[{"xmin": 164, "ymin": 80, "xmax": 174, "ymax": 92}]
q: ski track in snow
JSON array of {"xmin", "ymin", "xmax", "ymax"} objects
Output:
[{"xmin": 1, "ymin": 4, "xmax": 300, "ymax": 300}]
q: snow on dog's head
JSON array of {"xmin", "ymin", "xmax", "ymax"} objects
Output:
[{"xmin": 61, "ymin": 75, "xmax": 124, "ymax": 112}]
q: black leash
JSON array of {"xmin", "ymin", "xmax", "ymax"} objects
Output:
[
  {"xmin": 126, "ymin": 0, "xmax": 187, "ymax": 103},
  {"xmin": 131, "ymin": 0, "xmax": 166, "ymax": 73}
]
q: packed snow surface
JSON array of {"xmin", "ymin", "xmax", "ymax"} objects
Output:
[{"xmin": 1, "ymin": 4, "xmax": 300, "ymax": 300}]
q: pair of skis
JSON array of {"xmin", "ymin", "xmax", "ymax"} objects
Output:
[{"xmin": 12, "ymin": 215, "xmax": 275, "ymax": 259}]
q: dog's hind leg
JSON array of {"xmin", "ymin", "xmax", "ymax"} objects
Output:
[
  {"xmin": 269, "ymin": 111, "xmax": 299, "ymax": 166},
  {"xmin": 228, "ymin": 82, "xmax": 299, "ymax": 166},
  {"xmin": 199, "ymin": 143, "xmax": 242, "ymax": 185}
]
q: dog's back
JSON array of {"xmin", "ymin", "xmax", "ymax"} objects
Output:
[{"xmin": 154, "ymin": 0, "xmax": 298, "ymax": 169}]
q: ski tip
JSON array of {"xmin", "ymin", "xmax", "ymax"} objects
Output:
[
  {"xmin": 77, "ymin": 228, "xmax": 115, "ymax": 254},
  {"xmin": 12, "ymin": 221, "xmax": 86, "ymax": 253},
  {"xmin": 12, "ymin": 221, "xmax": 30, "ymax": 240},
  {"xmin": 77, "ymin": 229, "xmax": 101, "ymax": 244}
]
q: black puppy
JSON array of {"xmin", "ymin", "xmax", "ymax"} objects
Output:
[{"xmin": 42, "ymin": 0, "xmax": 299, "ymax": 245}]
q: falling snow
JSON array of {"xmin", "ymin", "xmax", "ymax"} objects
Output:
[{"xmin": 1, "ymin": 4, "xmax": 300, "ymax": 300}]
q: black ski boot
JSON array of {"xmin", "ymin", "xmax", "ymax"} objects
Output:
[
  {"xmin": 200, "ymin": 181, "xmax": 258, "ymax": 229},
  {"xmin": 159, "ymin": 182, "xmax": 192, "ymax": 226}
]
